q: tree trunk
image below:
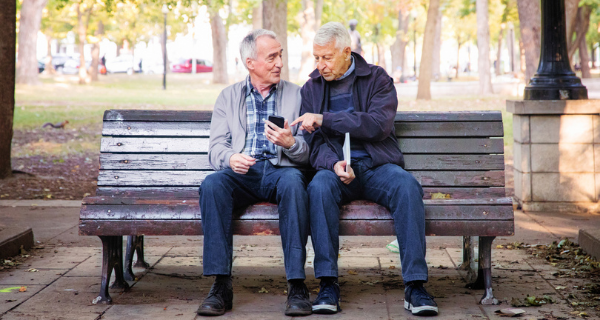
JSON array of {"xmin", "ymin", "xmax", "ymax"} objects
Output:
[
  {"xmin": 298, "ymin": 0, "xmax": 316, "ymax": 81},
  {"xmin": 210, "ymin": 10, "xmax": 229, "ymax": 84},
  {"xmin": 416, "ymin": 0, "xmax": 440, "ymax": 100},
  {"xmin": 77, "ymin": 3, "xmax": 91, "ymax": 84},
  {"xmin": 476, "ymin": 0, "xmax": 493, "ymax": 95},
  {"xmin": 579, "ymin": 35, "xmax": 591, "ymax": 78},
  {"xmin": 495, "ymin": 25, "xmax": 504, "ymax": 76},
  {"xmin": 565, "ymin": 0, "xmax": 579, "ymax": 60},
  {"xmin": 0, "ymin": 1, "xmax": 16, "ymax": 179},
  {"xmin": 519, "ymin": 38, "xmax": 525, "ymax": 73},
  {"xmin": 577, "ymin": 6, "xmax": 592, "ymax": 78},
  {"xmin": 591, "ymin": 42, "xmax": 596, "ymax": 69},
  {"xmin": 456, "ymin": 39, "xmax": 461, "ymax": 78},
  {"xmin": 315, "ymin": 0, "xmax": 323, "ymax": 29},
  {"xmin": 517, "ymin": 0, "xmax": 540, "ymax": 82},
  {"xmin": 263, "ymin": 0, "xmax": 289, "ymax": 81},
  {"xmin": 252, "ymin": 1, "xmax": 263, "ymax": 30},
  {"xmin": 391, "ymin": 10, "xmax": 410, "ymax": 81},
  {"xmin": 16, "ymin": 0, "xmax": 48, "ymax": 85},
  {"xmin": 90, "ymin": 43, "xmax": 99, "ymax": 81},
  {"xmin": 44, "ymin": 33, "xmax": 55, "ymax": 74},
  {"xmin": 377, "ymin": 43, "xmax": 386, "ymax": 71},
  {"xmin": 507, "ymin": 24, "xmax": 516, "ymax": 72},
  {"xmin": 432, "ymin": 6, "xmax": 442, "ymax": 80},
  {"xmin": 569, "ymin": 5, "xmax": 591, "ymax": 68}
]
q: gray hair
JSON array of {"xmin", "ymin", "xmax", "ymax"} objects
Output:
[
  {"xmin": 314, "ymin": 22, "xmax": 351, "ymax": 50},
  {"xmin": 239, "ymin": 29, "xmax": 277, "ymax": 70}
]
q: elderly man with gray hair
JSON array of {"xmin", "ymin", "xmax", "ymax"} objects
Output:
[
  {"xmin": 197, "ymin": 29, "xmax": 312, "ymax": 317},
  {"xmin": 292, "ymin": 22, "xmax": 438, "ymax": 316}
]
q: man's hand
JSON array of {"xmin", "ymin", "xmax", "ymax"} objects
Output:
[
  {"xmin": 334, "ymin": 160, "xmax": 355, "ymax": 184},
  {"xmin": 265, "ymin": 119, "xmax": 295, "ymax": 149},
  {"xmin": 229, "ymin": 153, "xmax": 256, "ymax": 174},
  {"xmin": 290, "ymin": 113, "xmax": 323, "ymax": 133}
]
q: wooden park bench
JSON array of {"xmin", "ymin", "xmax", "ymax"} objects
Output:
[{"xmin": 79, "ymin": 109, "xmax": 514, "ymax": 305}]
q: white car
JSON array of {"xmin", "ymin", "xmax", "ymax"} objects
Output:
[{"xmin": 105, "ymin": 55, "xmax": 141, "ymax": 75}]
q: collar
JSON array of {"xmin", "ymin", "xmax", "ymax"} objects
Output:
[
  {"xmin": 335, "ymin": 56, "xmax": 355, "ymax": 81},
  {"xmin": 309, "ymin": 52, "xmax": 371, "ymax": 79},
  {"xmin": 245, "ymin": 75, "xmax": 278, "ymax": 96}
]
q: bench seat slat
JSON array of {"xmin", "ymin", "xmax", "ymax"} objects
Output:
[
  {"xmin": 396, "ymin": 122, "xmax": 503, "ymax": 137},
  {"xmin": 103, "ymin": 122, "xmax": 211, "ymax": 137},
  {"xmin": 95, "ymin": 186, "xmax": 506, "ymax": 199},
  {"xmin": 103, "ymin": 110, "xmax": 502, "ymax": 122},
  {"xmin": 97, "ymin": 170, "xmax": 505, "ymax": 187},
  {"xmin": 99, "ymin": 154, "xmax": 505, "ymax": 171},
  {"xmin": 79, "ymin": 220, "xmax": 514, "ymax": 237},
  {"xmin": 80, "ymin": 198, "xmax": 513, "ymax": 220},
  {"xmin": 101, "ymin": 137, "xmax": 504, "ymax": 154}
]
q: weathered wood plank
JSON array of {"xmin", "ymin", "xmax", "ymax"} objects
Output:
[
  {"xmin": 94, "ymin": 186, "xmax": 506, "ymax": 199},
  {"xmin": 100, "ymin": 154, "xmax": 212, "ymax": 170},
  {"xmin": 404, "ymin": 155, "xmax": 505, "ymax": 170},
  {"xmin": 104, "ymin": 110, "xmax": 213, "ymax": 122},
  {"xmin": 99, "ymin": 154, "xmax": 504, "ymax": 171},
  {"xmin": 395, "ymin": 111, "xmax": 502, "ymax": 122},
  {"xmin": 100, "ymin": 137, "xmax": 503, "ymax": 154},
  {"xmin": 395, "ymin": 122, "xmax": 504, "ymax": 137},
  {"xmin": 399, "ymin": 138, "xmax": 504, "ymax": 154},
  {"xmin": 103, "ymin": 110, "xmax": 502, "ymax": 123},
  {"xmin": 80, "ymin": 198, "xmax": 513, "ymax": 220},
  {"xmin": 103, "ymin": 122, "xmax": 211, "ymax": 137},
  {"xmin": 101, "ymin": 137, "xmax": 209, "ymax": 153},
  {"xmin": 79, "ymin": 219, "xmax": 513, "ymax": 236},
  {"xmin": 97, "ymin": 170, "xmax": 504, "ymax": 187}
]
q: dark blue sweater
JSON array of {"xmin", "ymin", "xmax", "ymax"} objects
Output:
[{"xmin": 300, "ymin": 53, "xmax": 404, "ymax": 171}]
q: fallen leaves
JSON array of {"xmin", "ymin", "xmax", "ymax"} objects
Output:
[
  {"xmin": 347, "ymin": 270, "xmax": 358, "ymax": 275},
  {"xmin": 258, "ymin": 287, "xmax": 269, "ymax": 293}
]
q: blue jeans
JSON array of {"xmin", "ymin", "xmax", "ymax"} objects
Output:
[
  {"xmin": 199, "ymin": 160, "xmax": 309, "ymax": 280},
  {"xmin": 307, "ymin": 159, "xmax": 428, "ymax": 283}
]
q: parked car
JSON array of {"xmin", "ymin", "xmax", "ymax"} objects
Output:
[
  {"xmin": 171, "ymin": 59, "xmax": 213, "ymax": 73},
  {"xmin": 60, "ymin": 58, "xmax": 104, "ymax": 75},
  {"xmin": 52, "ymin": 54, "xmax": 70, "ymax": 72},
  {"xmin": 142, "ymin": 59, "xmax": 166, "ymax": 74},
  {"xmin": 105, "ymin": 55, "xmax": 141, "ymax": 75}
]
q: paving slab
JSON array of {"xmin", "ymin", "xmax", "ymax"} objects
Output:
[
  {"xmin": 103, "ymin": 302, "xmax": 200, "ymax": 320},
  {"xmin": 0, "ymin": 284, "xmax": 45, "ymax": 314}
]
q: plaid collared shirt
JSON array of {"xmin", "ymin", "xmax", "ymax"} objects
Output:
[{"xmin": 242, "ymin": 76, "xmax": 278, "ymax": 160}]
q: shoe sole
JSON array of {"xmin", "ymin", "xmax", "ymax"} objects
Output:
[
  {"xmin": 285, "ymin": 309, "xmax": 313, "ymax": 316},
  {"xmin": 197, "ymin": 303, "xmax": 232, "ymax": 316},
  {"xmin": 312, "ymin": 304, "xmax": 340, "ymax": 314},
  {"xmin": 404, "ymin": 300, "xmax": 438, "ymax": 316}
]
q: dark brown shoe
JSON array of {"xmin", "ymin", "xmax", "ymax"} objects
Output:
[
  {"xmin": 197, "ymin": 277, "xmax": 233, "ymax": 316},
  {"xmin": 285, "ymin": 280, "xmax": 312, "ymax": 316}
]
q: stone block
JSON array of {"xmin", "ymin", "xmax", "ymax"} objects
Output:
[
  {"xmin": 0, "ymin": 226, "xmax": 33, "ymax": 259},
  {"xmin": 513, "ymin": 170, "xmax": 531, "ymax": 202},
  {"xmin": 513, "ymin": 142, "xmax": 530, "ymax": 172},
  {"xmin": 531, "ymin": 173, "xmax": 596, "ymax": 202},
  {"xmin": 530, "ymin": 115, "xmax": 594, "ymax": 143},
  {"xmin": 531, "ymin": 143, "xmax": 594, "ymax": 173},
  {"xmin": 513, "ymin": 115, "xmax": 530, "ymax": 143},
  {"xmin": 594, "ymin": 115, "xmax": 600, "ymax": 143},
  {"xmin": 579, "ymin": 229, "xmax": 600, "ymax": 260}
]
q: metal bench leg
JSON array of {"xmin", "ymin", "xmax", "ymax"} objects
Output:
[
  {"xmin": 93, "ymin": 236, "xmax": 130, "ymax": 305},
  {"xmin": 124, "ymin": 236, "xmax": 150, "ymax": 281},
  {"xmin": 475, "ymin": 236, "xmax": 499, "ymax": 305}
]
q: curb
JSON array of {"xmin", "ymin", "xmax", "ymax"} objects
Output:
[
  {"xmin": 0, "ymin": 225, "xmax": 34, "ymax": 259},
  {"xmin": 579, "ymin": 229, "xmax": 600, "ymax": 261},
  {"xmin": 0, "ymin": 200, "xmax": 82, "ymax": 207}
]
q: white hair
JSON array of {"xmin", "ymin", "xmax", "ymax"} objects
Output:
[
  {"xmin": 239, "ymin": 29, "xmax": 277, "ymax": 70},
  {"xmin": 314, "ymin": 22, "xmax": 351, "ymax": 50}
]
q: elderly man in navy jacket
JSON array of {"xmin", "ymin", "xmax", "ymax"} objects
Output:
[{"xmin": 292, "ymin": 22, "xmax": 438, "ymax": 316}]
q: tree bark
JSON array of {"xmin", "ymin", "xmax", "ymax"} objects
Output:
[
  {"xmin": 252, "ymin": 1, "xmax": 263, "ymax": 30},
  {"xmin": 298, "ymin": 0, "xmax": 316, "ymax": 81},
  {"xmin": 517, "ymin": 0, "xmax": 540, "ymax": 83},
  {"xmin": 391, "ymin": 10, "xmax": 410, "ymax": 81},
  {"xmin": 90, "ymin": 43, "xmax": 99, "ymax": 81},
  {"xmin": 495, "ymin": 25, "xmax": 504, "ymax": 76},
  {"xmin": 569, "ymin": 5, "xmax": 591, "ymax": 68},
  {"xmin": 210, "ymin": 10, "xmax": 229, "ymax": 84},
  {"xmin": 77, "ymin": 3, "xmax": 93, "ymax": 84},
  {"xmin": 0, "ymin": 1, "xmax": 16, "ymax": 179},
  {"xmin": 263, "ymin": 0, "xmax": 289, "ymax": 81},
  {"xmin": 377, "ymin": 43, "xmax": 386, "ymax": 71},
  {"xmin": 565, "ymin": 0, "xmax": 579, "ymax": 60},
  {"xmin": 577, "ymin": 6, "xmax": 592, "ymax": 78},
  {"xmin": 315, "ymin": 0, "xmax": 323, "ymax": 29},
  {"xmin": 476, "ymin": 0, "xmax": 493, "ymax": 95},
  {"xmin": 432, "ymin": 6, "xmax": 442, "ymax": 80},
  {"xmin": 16, "ymin": 0, "xmax": 48, "ymax": 85},
  {"xmin": 519, "ymin": 38, "xmax": 525, "ymax": 73},
  {"xmin": 456, "ymin": 40, "xmax": 460, "ymax": 78},
  {"xmin": 416, "ymin": 0, "xmax": 440, "ymax": 100}
]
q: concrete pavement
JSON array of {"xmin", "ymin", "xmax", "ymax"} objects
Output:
[{"xmin": 0, "ymin": 202, "xmax": 599, "ymax": 319}]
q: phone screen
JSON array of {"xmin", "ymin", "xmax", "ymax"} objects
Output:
[{"xmin": 268, "ymin": 115, "xmax": 285, "ymax": 129}]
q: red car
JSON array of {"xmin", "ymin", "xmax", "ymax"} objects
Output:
[{"xmin": 171, "ymin": 59, "xmax": 213, "ymax": 73}]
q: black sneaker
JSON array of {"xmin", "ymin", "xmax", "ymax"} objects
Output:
[
  {"xmin": 197, "ymin": 276, "xmax": 233, "ymax": 316},
  {"xmin": 285, "ymin": 280, "xmax": 312, "ymax": 316},
  {"xmin": 404, "ymin": 281, "xmax": 438, "ymax": 316},
  {"xmin": 312, "ymin": 277, "xmax": 341, "ymax": 314}
]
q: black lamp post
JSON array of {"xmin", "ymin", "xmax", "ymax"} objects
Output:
[
  {"xmin": 162, "ymin": 4, "xmax": 168, "ymax": 90},
  {"xmin": 524, "ymin": 0, "xmax": 587, "ymax": 100}
]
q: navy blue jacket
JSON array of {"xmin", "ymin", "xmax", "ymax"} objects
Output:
[{"xmin": 300, "ymin": 53, "xmax": 404, "ymax": 171}]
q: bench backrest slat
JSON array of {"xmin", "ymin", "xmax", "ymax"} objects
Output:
[{"xmin": 98, "ymin": 110, "xmax": 506, "ymax": 198}]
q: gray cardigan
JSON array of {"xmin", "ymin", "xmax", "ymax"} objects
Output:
[{"xmin": 208, "ymin": 79, "xmax": 310, "ymax": 171}]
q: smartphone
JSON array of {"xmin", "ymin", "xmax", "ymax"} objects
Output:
[{"xmin": 268, "ymin": 115, "xmax": 285, "ymax": 129}]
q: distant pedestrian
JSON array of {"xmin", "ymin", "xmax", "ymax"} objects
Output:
[{"xmin": 348, "ymin": 19, "xmax": 362, "ymax": 55}]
